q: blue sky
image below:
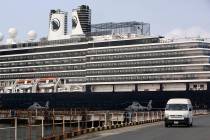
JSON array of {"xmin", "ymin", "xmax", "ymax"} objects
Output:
[{"xmin": 0, "ymin": 0, "xmax": 210, "ymax": 40}]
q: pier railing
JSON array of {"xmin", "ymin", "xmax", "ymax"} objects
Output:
[{"xmin": 0, "ymin": 109, "xmax": 208, "ymax": 140}]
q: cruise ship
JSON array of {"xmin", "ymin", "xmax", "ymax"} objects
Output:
[{"xmin": 0, "ymin": 5, "xmax": 209, "ymax": 110}]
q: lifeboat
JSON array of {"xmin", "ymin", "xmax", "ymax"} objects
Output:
[
  {"xmin": 16, "ymin": 79, "xmax": 34, "ymax": 89},
  {"xmin": 38, "ymin": 78, "xmax": 57, "ymax": 88}
]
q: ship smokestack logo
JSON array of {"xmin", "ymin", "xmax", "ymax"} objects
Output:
[
  {"xmin": 72, "ymin": 16, "xmax": 78, "ymax": 29},
  {"xmin": 51, "ymin": 18, "xmax": 60, "ymax": 31}
]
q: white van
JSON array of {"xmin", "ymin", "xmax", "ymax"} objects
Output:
[{"xmin": 164, "ymin": 98, "xmax": 193, "ymax": 127}]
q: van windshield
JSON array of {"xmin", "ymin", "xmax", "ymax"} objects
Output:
[{"xmin": 166, "ymin": 104, "xmax": 188, "ymax": 111}]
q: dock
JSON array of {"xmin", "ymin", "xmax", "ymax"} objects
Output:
[{"xmin": 0, "ymin": 109, "xmax": 208, "ymax": 140}]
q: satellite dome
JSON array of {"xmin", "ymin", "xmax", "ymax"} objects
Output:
[
  {"xmin": 27, "ymin": 30, "xmax": 37, "ymax": 41},
  {"xmin": 8, "ymin": 28, "xmax": 17, "ymax": 38},
  {"xmin": 0, "ymin": 32, "xmax": 4, "ymax": 41}
]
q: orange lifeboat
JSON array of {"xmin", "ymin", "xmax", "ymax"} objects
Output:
[{"xmin": 17, "ymin": 79, "xmax": 33, "ymax": 84}]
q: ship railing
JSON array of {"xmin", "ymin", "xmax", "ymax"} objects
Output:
[
  {"xmin": 0, "ymin": 37, "xmax": 90, "ymax": 50},
  {"xmin": 160, "ymin": 37, "xmax": 210, "ymax": 43}
]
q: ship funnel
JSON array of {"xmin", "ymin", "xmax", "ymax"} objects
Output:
[
  {"xmin": 71, "ymin": 5, "xmax": 91, "ymax": 36},
  {"xmin": 48, "ymin": 9, "xmax": 68, "ymax": 41}
]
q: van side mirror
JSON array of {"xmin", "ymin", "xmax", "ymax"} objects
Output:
[{"xmin": 189, "ymin": 108, "xmax": 192, "ymax": 111}]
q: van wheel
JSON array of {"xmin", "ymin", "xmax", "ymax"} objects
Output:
[
  {"xmin": 165, "ymin": 123, "xmax": 169, "ymax": 127},
  {"xmin": 187, "ymin": 122, "xmax": 191, "ymax": 127},
  {"xmin": 190, "ymin": 122, "xmax": 193, "ymax": 127}
]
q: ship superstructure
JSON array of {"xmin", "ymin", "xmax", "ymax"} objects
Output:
[
  {"xmin": 0, "ymin": 5, "xmax": 209, "ymax": 109},
  {"xmin": 0, "ymin": 35, "xmax": 210, "ymax": 94}
]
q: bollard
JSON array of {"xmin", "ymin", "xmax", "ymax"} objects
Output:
[
  {"xmin": 117, "ymin": 113, "xmax": 119, "ymax": 125},
  {"xmin": 91, "ymin": 114, "xmax": 94, "ymax": 128},
  {"xmin": 129, "ymin": 112, "xmax": 132, "ymax": 124},
  {"xmin": 104, "ymin": 113, "xmax": 107, "ymax": 127},
  {"xmin": 85, "ymin": 115, "xmax": 88, "ymax": 129},
  {"xmin": 135, "ymin": 112, "xmax": 138, "ymax": 122},
  {"xmin": 62, "ymin": 116, "xmax": 65, "ymax": 136},
  {"xmin": 142, "ymin": 112, "xmax": 145, "ymax": 122},
  {"xmin": 52, "ymin": 116, "xmax": 55, "ymax": 136},
  {"xmin": 99, "ymin": 114, "xmax": 101, "ymax": 127},
  {"xmin": 9, "ymin": 110, "xmax": 11, "ymax": 117},
  {"xmin": 28, "ymin": 118, "xmax": 32, "ymax": 140},
  {"xmin": 78, "ymin": 119, "xmax": 80, "ymax": 131},
  {"xmin": 69, "ymin": 114, "xmax": 72, "ymax": 133},
  {"xmin": 14, "ymin": 117, "xmax": 17, "ymax": 140},
  {"xmin": 121, "ymin": 112, "xmax": 124, "ymax": 125},
  {"xmin": 41, "ymin": 118, "xmax": 44, "ymax": 138},
  {"xmin": 35, "ymin": 109, "xmax": 38, "ymax": 116},
  {"xmin": 53, "ymin": 109, "xmax": 55, "ymax": 116},
  {"xmin": 111, "ymin": 113, "xmax": 114, "ymax": 125},
  {"xmin": 156, "ymin": 112, "xmax": 158, "ymax": 120},
  {"xmin": 147, "ymin": 112, "xmax": 150, "ymax": 122}
]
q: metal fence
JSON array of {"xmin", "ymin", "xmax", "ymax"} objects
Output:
[{"xmin": 0, "ymin": 110, "xmax": 208, "ymax": 140}]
